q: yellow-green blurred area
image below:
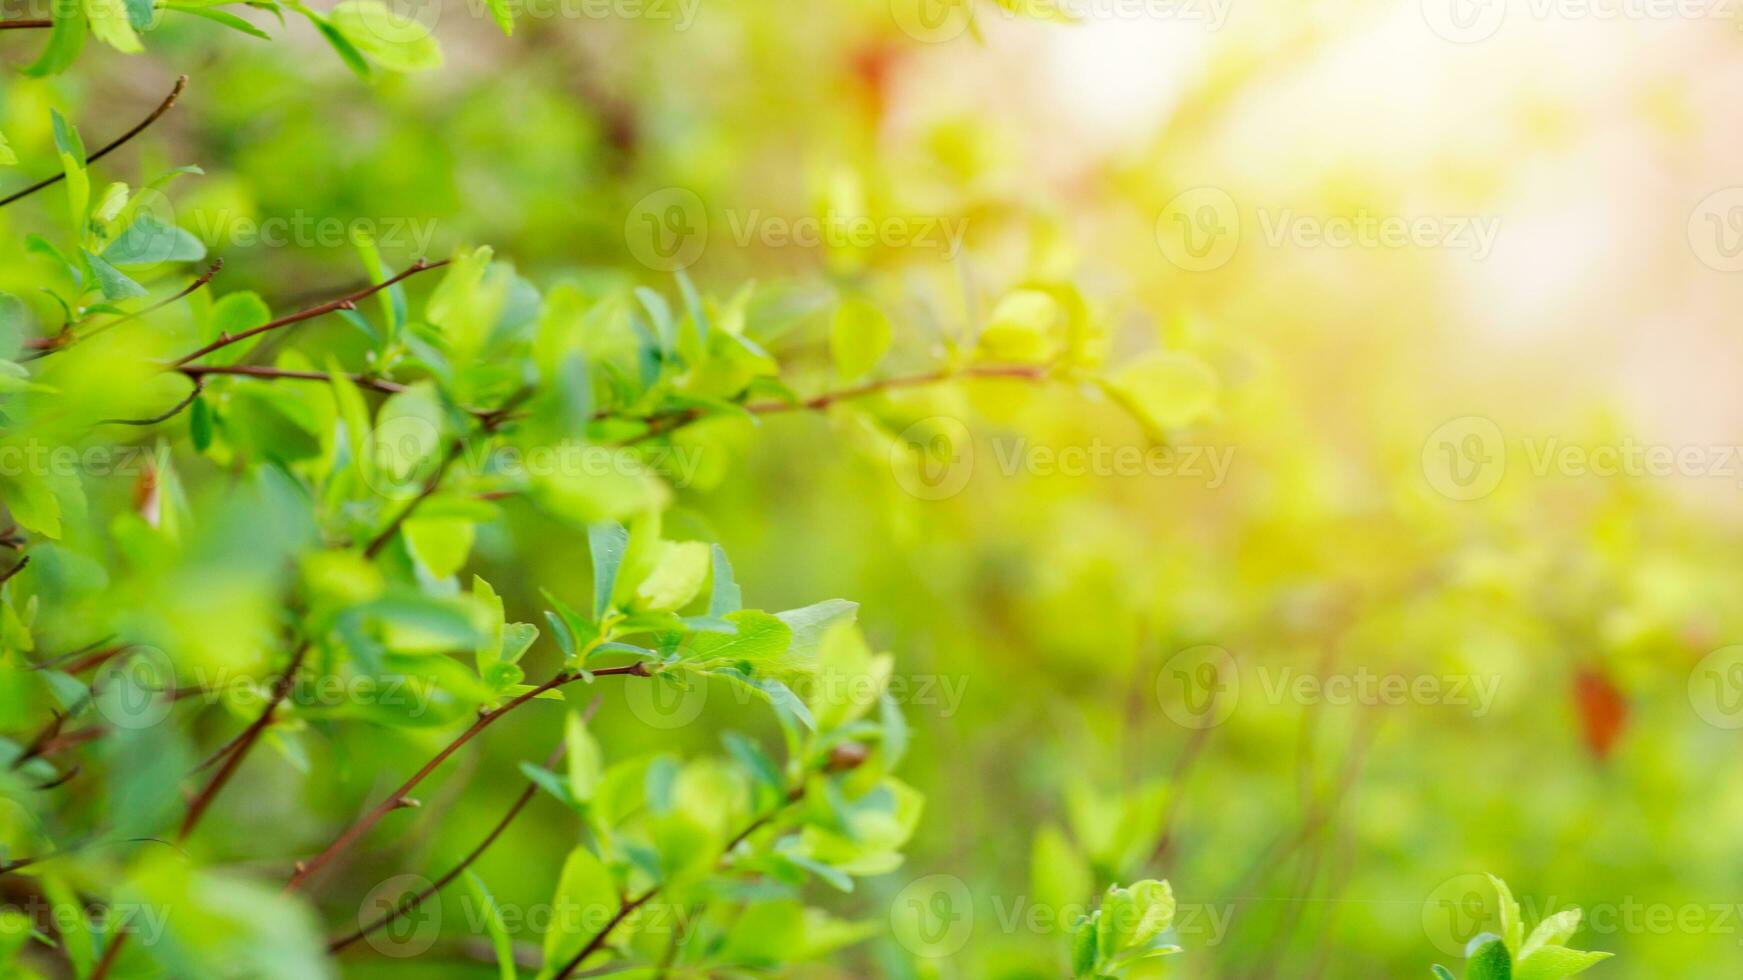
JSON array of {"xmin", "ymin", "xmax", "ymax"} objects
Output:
[{"xmin": 2, "ymin": 0, "xmax": 1739, "ymax": 976}]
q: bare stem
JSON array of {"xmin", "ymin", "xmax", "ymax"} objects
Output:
[
  {"xmin": 172, "ymin": 259, "xmax": 449, "ymax": 366},
  {"xmin": 0, "ymin": 76, "xmax": 189, "ymax": 210},
  {"xmin": 284, "ymin": 663, "xmax": 649, "ymax": 894}
]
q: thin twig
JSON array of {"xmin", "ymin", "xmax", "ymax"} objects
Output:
[
  {"xmin": 97, "ymin": 378, "xmax": 203, "ymax": 427},
  {"xmin": 0, "ymin": 20, "xmax": 52, "ymax": 29},
  {"xmin": 172, "ymin": 259, "xmax": 449, "ymax": 366},
  {"xmin": 0, "ymin": 555, "xmax": 29, "ymax": 586},
  {"xmin": 181, "ymin": 364, "xmax": 408, "ymax": 396},
  {"xmin": 179, "ymin": 641, "xmax": 310, "ymax": 839},
  {"xmin": 326, "ymin": 740, "xmax": 568, "ymax": 952},
  {"xmin": 361, "ymin": 387, "xmax": 533, "ymax": 559},
  {"xmin": 0, "ymin": 76, "xmax": 189, "ymax": 209},
  {"xmin": 554, "ymin": 785, "xmax": 811, "ymax": 978},
  {"xmin": 26, "ymin": 260, "xmax": 225, "ymax": 360},
  {"xmin": 284, "ymin": 663, "xmax": 649, "ymax": 894},
  {"xmin": 614, "ymin": 363, "xmax": 1051, "ymax": 446}
]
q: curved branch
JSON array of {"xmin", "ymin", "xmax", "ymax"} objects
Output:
[
  {"xmin": 26, "ymin": 259, "xmax": 225, "ymax": 360},
  {"xmin": 326, "ymin": 739, "xmax": 567, "ymax": 953},
  {"xmin": 97, "ymin": 377, "xmax": 203, "ymax": 427},
  {"xmin": 284, "ymin": 662, "xmax": 649, "ymax": 894},
  {"xmin": 179, "ymin": 641, "xmax": 312, "ymax": 839},
  {"xmin": 0, "ymin": 76, "xmax": 189, "ymax": 209},
  {"xmin": 172, "ymin": 258, "xmax": 450, "ymax": 366},
  {"xmin": 553, "ymin": 785, "xmax": 810, "ymax": 978},
  {"xmin": 181, "ymin": 364, "xmax": 408, "ymax": 396}
]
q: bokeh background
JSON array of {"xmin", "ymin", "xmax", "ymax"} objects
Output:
[{"xmin": 4, "ymin": 0, "xmax": 1742, "ymax": 975}]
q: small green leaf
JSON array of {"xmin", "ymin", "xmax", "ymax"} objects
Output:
[
  {"xmin": 463, "ymin": 872, "xmax": 516, "ymax": 980},
  {"xmin": 588, "ymin": 522, "xmax": 629, "ymax": 619},
  {"xmin": 102, "ymin": 214, "xmax": 207, "ymax": 266},
  {"xmin": 329, "ymin": 0, "xmax": 443, "ymax": 73},
  {"xmin": 830, "ymin": 298, "xmax": 892, "ymax": 380},
  {"xmin": 1467, "ymin": 937, "xmax": 1513, "ymax": 980},
  {"xmin": 565, "ymin": 711, "xmax": 603, "ymax": 803}
]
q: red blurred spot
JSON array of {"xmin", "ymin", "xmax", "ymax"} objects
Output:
[
  {"xmin": 851, "ymin": 42, "xmax": 901, "ymax": 120},
  {"xmin": 1573, "ymin": 668, "xmax": 1627, "ymax": 760}
]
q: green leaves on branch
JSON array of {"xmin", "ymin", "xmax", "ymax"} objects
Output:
[
  {"xmin": 1432, "ymin": 877, "xmax": 1613, "ymax": 980},
  {"xmin": 1069, "ymin": 879, "xmax": 1182, "ymax": 978}
]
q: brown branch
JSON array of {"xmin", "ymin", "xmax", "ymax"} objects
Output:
[
  {"xmin": 0, "ymin": 555, "xmax": 28, "ymax": 586},
  {"xmin": 554, "ymin": 784, "xmax": 810, "ymax": 978},
  {"xmin": 284, "ymin": 663, "xmax": 650, "ymax": 894},
  {"xmin": 0, "ymin": 76, "xmax": 189, "ymax": 210},
  {"xmin": 0, "ymin": 19, "xmax": 52, "ymax": 29},
  {"xmin": 97, "ymin": 377, "xmax": 203, "ymax": 427},
  {"xmin": 326, "ymin": 740, "xmax": 567, "ymax": 953},
  {"xmin": 179, "ymin": 641, "xmax": 310, "ymax": 839},
  {"xmin": 26, "ymin": 260, "xmax": 225, "ymax": 360},
  {"xmin": 172, "ymin": 259, "xmax": 449, "ymax": 367},
  {"xmin": 615, "ymin": 363, "xmax": 1051, "ymax": 445},
  {"xmin": 181, "ymin": 364, "xmax": 409, "ymax": 396},
  {"xmin": 361, "ymin": 387, "xmax": 533, "ymax": 559}
]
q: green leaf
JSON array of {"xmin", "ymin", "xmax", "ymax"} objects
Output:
[
  {"xmin": 540, "ymin": 846, "xmax": 616, "ymax": 975},
  {"xmin": 85, "ymin": 0, "xmax": 142, "ymax": 52},
  {"xmin": 634, "ymin": 540, "xmax": 711, "ymax": 612},
  {"xmin": 161, "ymin": 4, "xmax": 273, "ymax": 39},
  {"xmin": 708, "ymin": 543, "xmax": 741, "ymax": 616},
  {"xmin": 1520, "ymin": 910, "xmax": 1581, "ymax": 960},
  {"xmin": 102, "ymin": 214, "xmax": 207, "ymax": 266},
  {"xmin": 1433, "ymin": 968, "xmax": 1457, "ymax": 980},
  {"xmin": 483, "ymin": 0, "xmax": 514, "ymax": 34},
  {"xmin": 22, "ymin": 3, "xmax": 86, "ymax": 77},
  {"xmin": 82, "ymin": 251, "xmax": 147, "ymax": 300},
  {"xmin": 979, "ymin": 289, "xmax": 1062, "ymax": 363},
  {"xmin": 1104, "ymin": 350, "xmax": 1219, "ymax": 433},
  {"xmin": 589, "ymin": 522, "xmax": 629, "ymax": 618},
  {"xmin": 682, "ymin": 609, "xmax": 792, "ymax": 667},
  {"xmin": 1515, "ymin": 947, "xmax": 1611, "ymax": 980},
  {"xmin": 1467, "ymin": 937, "xmax": 1513, "ymax": 980},
  {"xmin": 565, "ymin": 711, "xmax": 603, "ymax": 803},
  {"xmin": 830, "ymin": 298, "xmax": 892, "ymax": 380},
  {"xmin": 463, "ymin": 872, "xmax": 517, "ymax": 980},
  {"xmin": 0, "ymin": 132, "xmax": 14, "ymax": 167},
  {"xmin": 329, "ymin": 1, "xmax": 443, "ymax": 72},
  {"xmin": 1489, "ymin": 875, "xmax": 1523, "ymax": 955}
]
